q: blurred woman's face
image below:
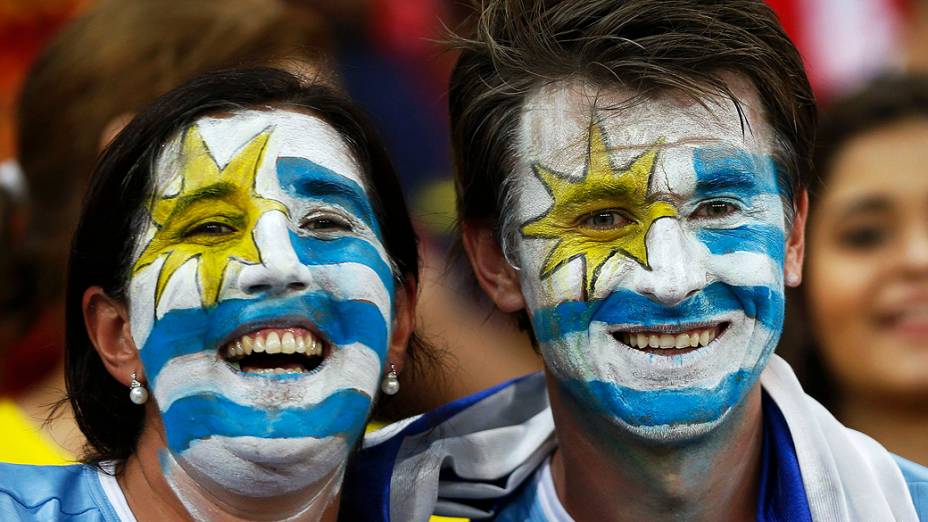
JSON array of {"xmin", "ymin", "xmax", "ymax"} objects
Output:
[
  {"xmin": 807, "ymin": 118, "xmax": 928, "ymax": 401},
  {"xmin": 127, "ymin": 109, "xmax": 397, "ymax": 507}
]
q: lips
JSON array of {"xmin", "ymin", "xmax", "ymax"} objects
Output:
[
  {"xmin": 611, "ymin": 322, "xmax": 728, "ymax": 355},
  {"xmin": 220, "ymin": 327, "xmax": 327, "ymax": 375}
]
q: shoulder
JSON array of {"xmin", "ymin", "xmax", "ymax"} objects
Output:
[
  {"xmin": 893, "ymin": 455, "xmax": 928, "ymax": 521},
  {"xmin": 0, "ymin": 462, "xmax": 111, "ymax": 521},
  {"xmin": 344, "ymin": 373, "xmax": 555, "ymax": 522}
]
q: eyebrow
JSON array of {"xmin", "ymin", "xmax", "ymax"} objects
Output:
[
  {"xmin": 171, "ymin": 183, "xmax": 235, "ymax": 214},
  {"xmin": 836, "ymin": 196, "xmax": 892, "ymax": 218},
  {"xmin": 692, "ymin": 147, "xmax": 780, "ymax": 198},
  {"xmin": 276, "ymin": 157, "xmax": 377, "ymax": 228},
  {"xmin": 560, "ymin": 184, "xmax": 636, "ymax": 210}
]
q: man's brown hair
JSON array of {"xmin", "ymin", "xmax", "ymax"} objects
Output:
[{"xmin": 449, "ymin": 0, "xmax": 815, "ymax": 242}]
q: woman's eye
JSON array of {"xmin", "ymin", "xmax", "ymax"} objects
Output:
[
  {"xmin": 692, "ymin": 201, "xmax": 738, "ymax": 220},
  {"xmin": 184, "ymin": 222, "xmax": 236, "ymax": 238},
  {"xmin": 838, "ymin": 225, "xmax": 889, "ymax": 251},
  {"xmin": 580, "ymin": 210, "xmax": 630, "ymax": 231},
  {"xmin": 301, "ymin": 215, "xmax": 353, "ymax": 233}
]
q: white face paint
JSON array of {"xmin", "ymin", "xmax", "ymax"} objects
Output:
[
  {"xmin": 127, "ymin": 110, "xmax": 395, "ymax": 509},
  {"xmin": 512, "ymin": 79, "xmax": 787, "ymax": 440}
]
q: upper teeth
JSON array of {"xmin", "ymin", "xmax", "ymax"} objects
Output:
[
  {"xmin": 224, "ymin": 329, "xmax": 321, "ymax": 361},
  {"xmin": 619, "ymin": 327, "xmax": 719, "ymax": 350}
]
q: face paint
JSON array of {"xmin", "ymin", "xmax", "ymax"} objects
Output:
[
  {"xmin": 127, "ymin": 110, "xmax": 394, "ymax": 508},
  {"xmin": 513, "ymin": 81, "xmax": 786, "ymax": 440}
]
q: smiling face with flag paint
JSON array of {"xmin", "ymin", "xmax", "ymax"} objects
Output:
[
  {"xmin": 126, "ymin": 109, "xmax": 395, "ymax": 508},
  {"xmin": 513, "ymin": 80, "xmax": 788, "ymax": 440}
]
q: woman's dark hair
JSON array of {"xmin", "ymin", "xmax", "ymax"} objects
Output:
[
  {"xmin": 65, "ymin": 67, "xmax": 422, "ymax": 466},
  {"xmin": 783, "ymin": 73, "xmax": 928, "ymax": 409}
]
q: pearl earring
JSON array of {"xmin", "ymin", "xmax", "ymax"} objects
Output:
[
  {"xmin": 381, "ymin": 363, "xmax": 400, "ymax": 395},
  {"xmin": 129, "ymin": 372, "xmax": 149, "ymax": 405}
]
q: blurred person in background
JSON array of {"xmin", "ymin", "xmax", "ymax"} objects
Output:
[
  {"xmin": 1, "ymin": 0, "xmax": 330, "ymax": 465},
  {"xmin": 0, "ymin": 159, "xmax": 28, "ymax": 362},
  {"xmin": 786, "ymin": 74, "xmax": 928, "ymax": 466}
]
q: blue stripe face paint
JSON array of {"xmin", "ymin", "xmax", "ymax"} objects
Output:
[
  {"xmin": 514, "ymin": 83, "xmax": 791, "ymax": 441},
  {"xmin": 126, "ymin": 110, "xmax": 396, "ymax": 508}
]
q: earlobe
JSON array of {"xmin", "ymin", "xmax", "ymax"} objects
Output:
[
  {"xmin": 784, "ymin": 190, "xmax": 809, "ymax": 288},
  {"xmin": 386, "ymin": 277, "xmax": 417, "ymax": 374},
  {"xmin": 83, "ymin": 287, "xmax": 142, "ymax": 387},
  {"xmin": 462, "ymin": 222, "xmax": 526, "ymax": 313}
]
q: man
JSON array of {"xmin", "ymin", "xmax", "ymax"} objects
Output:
[{"xmin": 346, "ymin": 1, "xmax": 928, "ymax": 520}]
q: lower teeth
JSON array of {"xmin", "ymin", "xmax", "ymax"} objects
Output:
[{"xmin": 244, "ymin": 367, "xmax": 306, "ymax": 375}]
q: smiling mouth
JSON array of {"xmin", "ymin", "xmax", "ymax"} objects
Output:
[
  {"xmin": 221, "ymin": 328, "xmax": 327, "ymax": 375},
  {"xmin": 611, "ymin": 322, "xmax": 729, "ymax": 355}
]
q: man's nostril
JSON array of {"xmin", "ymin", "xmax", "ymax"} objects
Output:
[{"xmin": 246, "ymin": 284, "xmax": 272, "ymax": 294}]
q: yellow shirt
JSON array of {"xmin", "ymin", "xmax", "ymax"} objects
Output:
[{"xmin": 0, "ymin": 398, "xmax": 73, "ymax": 465}]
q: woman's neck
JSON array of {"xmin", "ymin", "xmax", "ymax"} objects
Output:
[
  {"xmin": 840, "ymin": 394, "xmax": 928, "ymax": 466},
  {"xmin": 547, "ymin": 373, "xmax": 764, "ymax": 522},
  {"xmin": 119, "ymin": 420, "xmax": 342, "ymax": 521}
]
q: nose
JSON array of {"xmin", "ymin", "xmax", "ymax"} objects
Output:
[
  {"xmin": 633, "ymin": 218, "xmax": 707, "ymax": 306},
  {"xmin": 237, "ymin": 211, "xmax": 313, "ymax": 296},
  {"xmin": 899, "ymin": 223, "xmax": 928, "ymax": 276}
]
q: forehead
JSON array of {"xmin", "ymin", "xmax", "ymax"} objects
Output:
[
  {"xmin": 517, "ymin": 77, "xmax": 776, "ymax": 173},
  {"xmin": 823, "ymin": 119, "xmax": 928, "ymax": 208},
  {"xmin": 154, "ymin": 109, "xmax": 365, "ymax": 193}
]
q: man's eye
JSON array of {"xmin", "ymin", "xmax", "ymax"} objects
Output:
[
  {"xmin": 301, "ymin": 215, "xmax": 353, "ymax": 233},
  {"xmin": 692, "ymin": 201, "xmax": 738, "ymax": 220},
  {"xmin": 580, "ymin": 210, "xmax": 631, "ymax": 231},
  {"xmin": 184, "ymin": 222, "xmax": 236, "ymax": 238}
]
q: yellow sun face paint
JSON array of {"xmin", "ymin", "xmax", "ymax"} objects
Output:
[
  {"xmin": 520, "ymin": 122, "xmax": 675, "ymax": 298},
  {"xmin": 133, "ymin": 127, "xmax": 287, "ymax": 307}
]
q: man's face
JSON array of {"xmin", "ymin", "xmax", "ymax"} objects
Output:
[
  {"xmin": 512, "ymin": 80, "xmax": 787, "ymax": 440},
  {"xmin": 127, "ymin": 110, "xmax": 395, "ymax": 499}
]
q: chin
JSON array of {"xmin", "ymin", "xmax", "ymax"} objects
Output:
[
  {"xmin": 615, "ymin": 408, "xmax": 732, "ymax": 444},
  {"xmin": 566, "ymin": 378, "xmax": 741, "ymax": 444},
  {"xmin": 554, "ymin": 333, "xmax": 772, "ymax": 444},
  {"xmin": 178, "ymin": 435, "xmax": 350, "ymax": 498}
]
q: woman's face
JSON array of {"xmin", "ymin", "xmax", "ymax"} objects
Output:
[
  {"xmin": 807, "ymin": 118, "xmax": 928, "ymax": 401},
  {"xmin": 126, "ymin": 109, "xmax": 397, "ymax": 504}
]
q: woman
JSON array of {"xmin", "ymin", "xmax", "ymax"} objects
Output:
[
  {"xmin": 0, "ymin": 67, "xmax": 420, "ymax": 521},
  {"xmin": 788, "ymin": 73, "xmax": 928, "ymax": 466}
]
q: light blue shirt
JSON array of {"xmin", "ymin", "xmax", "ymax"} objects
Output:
[
  {"xmin": 0, "ymin": 462, "xmax": 134, "ymax": 521},
  {"xmin": 897, "ymin": 455, "xmax": 928, "ymax": 522}
]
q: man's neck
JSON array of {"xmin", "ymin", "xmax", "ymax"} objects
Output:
[
  {"xmin": 547, "ymin": 373, "xmax": 764, "ymax": 522},
  {"xmin": 119, "ymin": 420, "xmax": 341, "ymax": 521}
]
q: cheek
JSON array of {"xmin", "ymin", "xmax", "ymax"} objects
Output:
[{"xmin": 805, "ymin": 241, "xmax": 883, "ymax": 382}]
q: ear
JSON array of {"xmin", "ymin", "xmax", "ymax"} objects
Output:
[
  {"xmin": 386, "ymin": 276, "xmax": 417, "ymax": 374},
  {"xmin": 462, "ymin": 221, "xmax": 525, "ymax": 313},
  {"xmin": 83, "ymin": 286, "xmax": 143, "ymax": 387},
  {"xmin": 784, "ymin": 189, "xmax": 809, "ymax": 288}
]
